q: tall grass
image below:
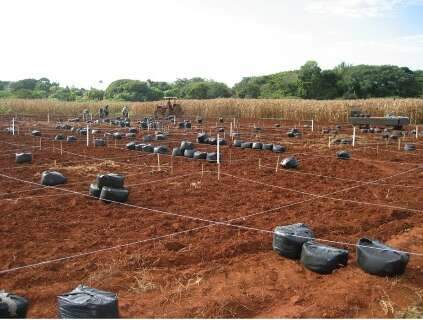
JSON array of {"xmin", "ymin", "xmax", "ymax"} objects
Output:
[{"xmin": 1, "ymin": 98, "xmax": 422, "ymax": 123}]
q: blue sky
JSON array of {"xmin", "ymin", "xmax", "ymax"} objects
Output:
[{"xmin": 0, "ymin": 0, "xmax": 422, "ymax": 89}]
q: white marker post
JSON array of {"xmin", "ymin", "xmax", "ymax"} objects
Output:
[
  {"xmin": 157, "ymin": 153, "xmax": 161, "ymax": 172},
  {"xmin": 47, "ymin": 112, "xmax": 50, "ymax": 123},
  {"xmin": 86, "ymin": 124, "xmax": 89, "ymax": 147},
  {"xmin": 275, "ymin": 155, "xmax": 280, "ymax": 172},
  {"xmin": 416, "ymin": 126, "xmax": 419, "ymax": 139},
  {"xmin": 12, "ymin": 117, "xmax": 15, "ymax": 135},
  {"xmin": 352, "ymin": 127, "xmax": 356, "ymax": 147},
  {"xmin": 398, "ymin": 138, "xmax": 401, "ymax": 151},
  {"xmin": 328, "ymin": 136, "xmax": 331, "ymax": 149},
  {"xmin": 230, "ymin": 122, "xmax": 233, "ymax": 139},
  {"xmin": 217, "ymin": 133, "xmax": 220, "ymax": 181},
  {"xmin": 311, "ymin": 119, "xmax": 314, "ymax": 132}
]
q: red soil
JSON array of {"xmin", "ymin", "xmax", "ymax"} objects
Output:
[{"xmin": 0, "ymin": 118, "xmax": 422, "ymax": 318}]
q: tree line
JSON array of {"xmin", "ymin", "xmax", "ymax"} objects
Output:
[{"xmin": 1, "ymin": 61, "xmax": 422, "ymax": 101}]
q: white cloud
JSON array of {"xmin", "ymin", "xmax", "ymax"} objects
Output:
[{"xmin": 306, "ymin": 0, "xmax": 405, "ymax": 17}]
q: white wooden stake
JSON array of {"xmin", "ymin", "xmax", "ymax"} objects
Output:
[
  {"xmin": 12, "ymin": 117, "xmax": 15, "ymax": 135},
  {"xmin": 39, "ymin": 137, "xmax": 42, "ymax": 150},
  {"xmin": 352, "ymin": 127, "xmax": 356, "ymax": 147},
  {"xmin": 328, "ymin": 136, "xmax": 331, "ymax": 148},
  {"xmin": 275, "ymin": 155, "xmax": 280, "ymax": 172},
  {"xmin": 230, "ymin": 122, "xmax": 233, "ymax": 139},
  {"xmin": 258, "ymin": 158, "xmax": 261, "ymax": 169},
  {"xmin": 47, "ymin": 112, "xmax": 50, "ymax": 123},
  {"xmin": 217, "ymin": 133, "xmax": 220, "ymax": 180},
  {"xmin": 86, "ymin": 124, "xmax": 89, "ymax": 147},
  {"xmin": 157, "ymin": 153, "xmax": 161, "ymax": 171},
  {"xmin": 311, "ymin": 119, "xmax": 314, "ymax": 132},
  {"xmin": 416, "ymin": 126, "xmax": 419, "ymax": 139},
  {"xmin": 398, "ymin": 138, "xmax": 401, "ymax": 151},
  {"xmin": 201, "ymin": 163, "xmax": 204, "ymax": 178}
]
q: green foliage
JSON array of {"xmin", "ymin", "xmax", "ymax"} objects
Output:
[
  {"xmin": 1, "ymin": 63, "xmax": 422, "ymax": 102},
  {"xmin": 233, "ymin": 61, "xmax": 421, "ymax": 100},
  {"xmin": 85, "ymin": 88, "xmax": 104, "ymax": 100},
  {"xmin": 105, "ymin": 79, "xmax": 164, "ymax": 101}
]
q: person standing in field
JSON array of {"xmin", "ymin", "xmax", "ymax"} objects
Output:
[
  {"xmin": 82, "ymin": 108, "xmax": 90, "ymax": 121},
  {"xmin": 122, "ymin": 105, "xmax": 129, "ymax": 119},
  {"xmin": 99, "ymin": 107, "xmax": 104, "ymax": 119},
  {"xmin": 104, "ymin": 105, "xmax": 109, "ymax": 118}
]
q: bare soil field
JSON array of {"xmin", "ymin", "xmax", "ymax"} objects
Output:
[{"xmin": 0, "ymin": 115, "xmax": 422, "ymax": 318}]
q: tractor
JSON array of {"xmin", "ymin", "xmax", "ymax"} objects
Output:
[{"xmin": 153, "ymin": 97, "xmax": 183, "ymax": 119}]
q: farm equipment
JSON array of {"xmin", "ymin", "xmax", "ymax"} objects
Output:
[
  {"xmin": 153, "ymin": 97, "xmax": 183, "ymax": 119},
  {"xmin": 349, "ymin": 108, "xmax": 409, "ymax": 130}
]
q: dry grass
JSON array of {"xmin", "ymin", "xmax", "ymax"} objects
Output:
[{"xmin": 1, "ymin": 98, "xmax": 423, "ymax": 123}]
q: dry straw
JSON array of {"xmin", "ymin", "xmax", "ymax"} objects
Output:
[{"xmin": 1, "ymin": 98, "xmax": 422, "ymax": 123}]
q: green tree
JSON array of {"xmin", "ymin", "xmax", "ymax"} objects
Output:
[
  {"xmin": 85, "ymin": 88, "xmax": 104, "ymax": 100},
  {"xmin": 297, "ymin": 61, "xmax": 322, "ymax": 99},
  {"xmin": 105, "ymin": 79, "xmax": 163, "ymax": 101}
]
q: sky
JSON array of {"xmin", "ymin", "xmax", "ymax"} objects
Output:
[{"xmin": 1, "ymin": 0, "xmax": 423, "ymax": 89}]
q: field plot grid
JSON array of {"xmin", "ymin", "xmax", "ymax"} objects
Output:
[{"xmin": 0, "ymin": 115, "xmax": 422, "ymax": 318}]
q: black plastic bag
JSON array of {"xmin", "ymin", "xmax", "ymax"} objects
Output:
[
  {"xmin": 155, "ymin": 134, "xmax": 166, "ymax": 141},
  {"xmin": 252, "ymin": 142, "xmax": 263, "ymax": 150},
  {"xmin": 336, "ymin": 150, "xmax": 351, "ymax": 160},
  {"xmin": 272, "ymin": 145, "xmax": 286, "ymax": 153},
  {"xmin": 15, "ymin": 153, "xmax": 32, "ymax": 164},
  {"xmin": 208, "ymin": 137, "xmax": 217, "ymax": 145},
  {"xmin": 206, "ymin": 152, "xmax": 220, "ymax": 163},
  {"xmin": 240, "ymin": 142, "xmax": 252, "ymax": 149},
  {"xmin": 89, "ymin": 183, "xmax": 101, "ymax": 198},
  {"xmin": 280, "ymin": 157, "xmax": 298, "ymax": 169},
  {"xmin": 125, "ymin": 133, "xmax": 136, "ymax": 138},
  {"xmin": 273, "ymin": 223, "xmax": 314, "ymax": 259},
  {"xmin": 0, "ymin": 292, "xmax": 29, "ymax": 318},
  {"xmin": 135, "ymin": 144, "xmax": 145, "ymax": 151},
  {"xmin": 57, "ymin": 285, "xmax": 119, "ymax": 319},
  {"xmin": 262, "ymin": 143, "xmax": 273, "ymax": 151},
  {"xmin": 94, "ymin": 139, "xmax": 106, "ymax": 147},
  {"xmin": 100, "ymin": 186, "xmax": 129, "ymax": 203},
  {"xmin": 142, "ymin": 144, "xmax": 154, "ymax": 153},
  {"xmin": 172, "ymin": 147, "xmax": 183, "ymax": 157},
  {"xmin": 67, "ymin": 136, "xmax": 77, "ymax": 143},
  {"xmin": 154, "ymin": 145, "xmax": 169, "ymax": 154},
  {"xmin": 197, "ymin": 133, "xmax": 209, "ymax": 144},
  {"xmin": 126, "ymin": 142, "xmax": 136, "ymax": 150},
  {"xmin": 184, "ymin": 149, "xmax": 196, "ymax": 158},
  {"xmin": 300, "ymin": 241, "xmax": 348, "ymax": 274},
  {"xmin": 180, "ymin": 141, "xmax": 194, "ymax": 152},
  {"xmin": 404, "ymin": 143, "xmax": 416, "ymax": 151},
  {"xmin": 96, "ymin": 174, "xmax": 124, "ymax": 189},
  {"xmin": 31, "ymin": 130, "xmax": 41, "ymax": 137},
  {"xmin": 55, "ymin": 134, "xmax": 66, "ymax": 141},
  {"xmin": 193, "ymin": 151, "xmax": 207, "ymax": 160},
  {"xmin": 356, "ymin": 238, "xmax": 409, "ymax": 277},
  {"xmin": 41, "ymin": 171, "xmax": 67, "ymax": 186},
  {"xmin": 143, "ymin": 135, "xmax": 154, "ymax": 142}
]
